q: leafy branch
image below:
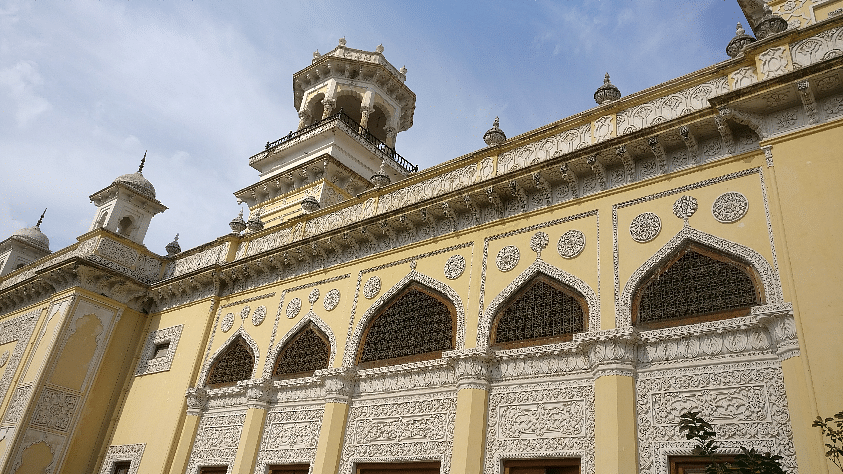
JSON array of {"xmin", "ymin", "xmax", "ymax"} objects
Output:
[{"xmin": 813, "ymin": 410, "xmax": 843, "ymax": 472}]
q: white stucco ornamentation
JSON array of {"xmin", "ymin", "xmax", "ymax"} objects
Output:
[
  {"xmin": 444, "ymin": 255, "xmax": 466, "ymax": 280},
  {"xmin": 672, "ymin": 195, "xmax": 698, "ymax": 220},
  {"xmin": 252, "ymin": 306, "xmax": 267, "ymax": 326},
  {"xmin": 629, "ymin": 212, "xmax": 661, "ymax": 243},
  {"xmin": 712, "ymin": 192, "xmax": 749, "ymax": 223},
  {"xmin": 98, "ymin": 444, "xmax": 145, "ymax": 474},
  {"xmin": 496, "ymin": 246, "xmax": 520, "ymax": 272},
  {"xmin": 186, "ymin": 411, "xmax": 246, "ymax": 474},
  {"xmin": 135, "ymin": 324, "xmax": 184, "ymax": 376},
  {"xmin": 286, "ymin": 298, "xmax": 302, "ymax": 319},
  {"xmin": 221, "ymin": 313, "xmax": 235, "ymax": 332},
  {"xmin": 324, "ymin": 289, "xmax": 341, "ymax": 311},
  {"xmin": 485, "ymin": 380, "xmax": 596, "ymax": 474},
  {"xmin": 759, "ymin": 47, "xmax": 791, "ymax": 79},
  {"xmin": 363, "ymin": 276, "xmax": 381, "ymax": 299},
  {"xmin": 255, "ymin": 404, "xmax": 324, "ymax": 473},
  {"xmin": 557, "ymin": 230, "xmax": 586, "ymax": 259}
]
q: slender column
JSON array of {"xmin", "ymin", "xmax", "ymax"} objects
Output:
[
  {"xmin": 384, "ymin": 126, "xmax": 396, "ymax": 147},
  {"xmin": 594, "ymin": 375, "xmax": 638, "ymax": 473},
  {"xmin": 169, "ymin": 388, "xmax": 206, "ymax": 474},
  {"xmin": 322, "ymin": 98, "xmax": 336, "ymax": 119},
  {"xmin": 231, "ymin": 380, "xmax": 271, "ymax": 474},
  {"xmin": 447, "ymin": 350, "xmax": 492, "ymax": 474},
  {"xmin": 297, "ymin": 110, "xmax": 311, "ymax": 130},
  {"xmin": 359, "ymin": 106, "xmax": 372, "ymax": 131},
  {"xmin": 312, "ymin": 369, "xmax": 354, "ymax": 474}
]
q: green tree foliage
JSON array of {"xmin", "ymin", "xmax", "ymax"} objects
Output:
[{"xmin": 813, "ymin": 410, "xmax": 843, "ymax": 471}]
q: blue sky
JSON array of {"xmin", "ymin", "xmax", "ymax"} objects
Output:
[{"xmin": 0, "ymin": 0, "xmax": 749, "ymax": 255}]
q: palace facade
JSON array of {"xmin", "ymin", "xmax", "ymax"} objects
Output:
[{"xmin": 1, "ymin": 1, "xmax": 842, "ymax": 473}]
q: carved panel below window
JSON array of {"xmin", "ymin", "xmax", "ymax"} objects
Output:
[
  {"xmin": 208, "ymin": 336, "xmax": 254, "ymax": 386},
  {"xmin": 492, "ymin": 275, "xmax": 586, "ymax": 346},
  {"xmin": 274, "ymin": 323, "xmax": 330, "ymax": 377},
  {"xmin": 359, "ymin": 285, "xmax": 455, "ymax": 365},
  {"xmin": 635, "ymin": 246, "xmax": 760, "ymax": 326}
]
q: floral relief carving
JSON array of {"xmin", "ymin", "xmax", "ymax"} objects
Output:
[
  {"xmin": 712, "ymin": 192, "xmax": 749, "ymax": 223},
  {"xmin": 759, "ymin": 47, "xmax": 790, "ymax": 79},
  {"xmin": 340, "ymin": 393, "xmax": 457, "ymax": 474},
  {"xmin": 496, "ymin": 246, "xmax": 520, "ymax": 272},
  {"xmin": 636, "ymin": 361, "xmax": 797, "ymax": 474},
  {"xmin": 186, "ymin": 411, "xmax": 246, "ymax": 474},
  {"xmin": 3, "ymin": 383, "xmax": 33, "ymax": 425},
  {"xmin": 0, "ymin": 309, "xmax": 38, "ymax": 402},
  {"xmin": 629, "ymin": 212, "xmax": 661, "ymax": 243},
  {"xmin": 255, "ymin": 405, "xmax": 324, "ymax": 473},
  {"xmin": 790, "ymin": 25, "xmax": 843, "ymax": 69},
  {"xmin": 323, "ymin": 289, "xmax": 341, "ymax": 311},
  {"xmin": 240, "ymin": 306, "xmax": 251, "ymax": 322},
  {"xmin": 252, "ymin": 306, "xmax": 267, "ymax": 326},
  {"xmin": 530, "ymin": 232, "xmax": 549, "ymax": 258},
  {"xmin": 486, "ymin": 381, "xmax": 596, "ymax": 474},
  {"xmin": 672, "ymin": 195, "xmax": 698, "ymax": 220},
  {"xmin": 98, "ymin": 444, "xmax": 145, "ymax": 474},
  {"xmin": 730, "ymin": 66, "xmax": 758, "ymax": 89},
  {"xmin": 31, "ymin": 387, "xmax": 79, "ymax": 432},
  {"xmin": 557, "ymin": 230, "xmax": 586, "ymax": 259},
  {"xmin": 617, "ymin": 77, "xmax": 728, "ymax": 135},
  {"xmin": 444, "ymin": 255, "xmax": 466, "ymax": 280},
  {"xmin": 593, "ymin": 115, "xmax": 613, "ymax": 142},
  {"xmin": 308, "ymin": 288, "xmax": 320, "ymax": 306},
  {"xmin": 135, "ymin": 324, "xmax": 184, "ymax": 376},
  {"xmin": 167, "ymin": 242, "xmax": 229, "ymax": 278},
  {"xmin": 286, "ymin": 298, "xmax": 302, "ymax": 319},
  {"xmin": 824, "ymin": 96, "xmax": 843, "ymax": 116}
]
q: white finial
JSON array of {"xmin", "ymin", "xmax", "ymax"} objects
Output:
[
  {"xmin": 400, "ymin": 65, "xmax": 407, "ymax": 75},
  {"xmin": 604, "ymin": 72, "xmax": 611, "ymax": 85},
  {"xmin": 313, "ymin": 49, "xmax": 320, "ymax": 59},
  {"xmin": 339, "ymin": 37, "xmax": 346, "ymax": 46},
  {"xmin": 736, "ymin": 22, "xmax": 745, "ymax": 36},
  {"xmin": 376, "ymin": 44, "xmax": 384, "ymax": 53},
  {"xmin": 174, "ymin": 233, "xmax": 179, "ymax": 241}
]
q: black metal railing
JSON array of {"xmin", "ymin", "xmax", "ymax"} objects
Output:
[{"xmin": 252, "ymin": 109, "xmax": 418, "ymax": 174}]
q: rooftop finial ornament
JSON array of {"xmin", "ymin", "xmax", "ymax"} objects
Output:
[
  {"xmin": 376, "ymin": 44, "xmax": 384, "ymax": 53},
  {"xmin": 483, "ymin": 117, "xmax": 507, "ymax": 146},
  {"xmin": 339, "ymin": 37, "xmax": 347, "ymax": 47},
  {"xmin": 229, "ymin": 207, "xmax": 246, "ymax": 234},
  {"xmin": 165, "ymin": 233, "xmax": 181, "ymax": 256},
  {"xmin": 726, "ymin": 22, "xmax": 756, "ymax": 58},
  {"xmin": 594, "ymin": 72, "xmax": 621, "ymax": 105},
  {"xmin": 756, "ymin": 3, "xmax": 788, "ymax": 39},
  {"xmin": 138, "ymin": 150, "xmax": 147, "ymax": 174},
  {"xmin": 36, "ymin": 208, "xmax": 46, "ymax": 228}
]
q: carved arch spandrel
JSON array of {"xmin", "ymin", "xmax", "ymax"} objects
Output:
[
  {"xmin": 343, "ymin": 270, "xmax": 465, "ymax": 367},
  {"xmin": 263, "ymin": 312, "xmax": 337, "ymax": 379},
  {"xmin": 479, "ymin": 259, "xmax": 599, "ymax": 352},
  {"xmin": 618, "ymin": 226, "xmax": 782, "ymax": 328},
  {"xmin": 198, "ymin": 327, "xmax": 260, "ymax": 387}
]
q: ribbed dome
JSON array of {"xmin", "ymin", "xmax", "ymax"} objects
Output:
[
  {"xmin": 11, "ymin": 226, "xmax": 50, "ymax": 251},
  {"xmin": 114, "ymin": 172, "xmax": 156, "ymax": 199}
]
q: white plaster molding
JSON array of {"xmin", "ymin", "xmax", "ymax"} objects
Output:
[
  {"xmin": 98, "ymin": 444, "xmax": 145, "ymax": 474},
  {"xmin": 197, "ymin": 326, "xmax": 260, "ymax": 387},
  {"xmin": 478, "ymin": 259, "xmax": 599, "ymax": 352},
  {"xmin": 255, "ymin": 404, "xmax": 323, "ymax": 473},
  {"xmin": 343, "ymin": 269, "xmax": 466, "ymax": 367},
  {"xmin": 186, "ymin": 411, "xmax": 247, "ymax": 474},
  {"xmin": 618, "ymin": 225, "xmax": 783, "ymax": 328},
  {"xmin": 134, "ymin": 324, "xmax": 183, "ymax": 376}
]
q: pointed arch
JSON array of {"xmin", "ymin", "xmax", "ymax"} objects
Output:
[
  {"xmin": 343, "ymin": 270, "xmax": 465, "ymax": 367},
  {"xmin": 199, "ymin": 327, "xmax": 260, "ymax": 387},
  {"xmin": 479, "ymin": 259, "xmax": 599, "ymax": 351},
  {"xmin": 618, "ymin": 226, "xmax": 782, "ymax": 328},
  {"xmin": 263, "ymin": 311, "xmax": 337, "ymax": 379}
]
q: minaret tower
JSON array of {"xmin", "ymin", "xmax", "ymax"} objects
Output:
[{"xmin": 235, "ymin": 39, "xmax": 418, "ymax": 229}]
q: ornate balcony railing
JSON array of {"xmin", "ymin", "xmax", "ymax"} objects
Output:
[{"xmin": 250, "ymin": 109, "xmax": 418, "ymax": 174}]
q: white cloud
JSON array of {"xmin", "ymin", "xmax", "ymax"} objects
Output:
[{"xmin": 0, "ymin": 60, "xmax": 51, "ymax": 127}]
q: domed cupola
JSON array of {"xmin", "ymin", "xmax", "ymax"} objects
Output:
[
  {"xmin": 0, "ymin": 209, "xmax": 52, "ymax": 277},
  {"xmin": 88, "ymin": 151, "xmax": 167, "ymax": 246}
]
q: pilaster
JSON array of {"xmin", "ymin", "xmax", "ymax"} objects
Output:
[
  {"xmin": 313, "ymin": 368, "xmax": 354, "ymax": 474},
  {"xmin": 231, "ymin": 379, "xmax": 270, "ymax": 474},
  {"xmin": 448, "ymin": 350, "xmax": 491, "ymax": 474},
  {"xmin": 594, "ymin": 374, "xmax": 638, "ymax": 474},
  {"xmin": 168, "ymin": 388, "xmax": 206, "ymax": 474}
]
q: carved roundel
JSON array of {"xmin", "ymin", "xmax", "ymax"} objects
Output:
[
  {"xmin": 363, "ymin": 276, "xmax": 381, "ymax": 299},
  {"xmin": 530, "ymin": 231, "xmax": 549, "ymax": 256},
  {"xmin": 240, "ymin": 306, "xmax": 251, "ymax": 321},
  {"xmin": 496, "ymin": 245, "xmax": 520, "ymax": 272},
  {"xmin": 557, "ymin": 230, "xmax": 586, "ymax": 259},
  {"xmin": 286, "ymin": 298, "xmax": 302, "ymax": 319},
  {"xmin": 630, "ymin": 212, "xmax": 662, "ymax": 243},
  {"xmin": 444, "ymin": 255, "xmax": 466, "ymax": 280},
  {"xmin": 0, "ymin": 351, "xmax": 9, "ymax": 368},
  {"xmin": 712, "ymin": 192, "xmax": 749, "ymax": 223},
  {"xmin": 252, "ymin": 305, "xmax": 267, "ymax": 326},
  {"xmin": 308, "ymin": 288, "xmax": 320, "ymax": 305},
  {"xmin": 323, "ymin": 289, "xmax": 340, "ymax": 311},
  {"xmin": 673, "ymin": 195, "xmax": 698, "ymax": 219},
  {"xmin": 221, "ymin": 312, "xmax": 235, "ymax": 332}
]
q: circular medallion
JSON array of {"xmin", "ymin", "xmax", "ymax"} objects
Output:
[
  {"xmin": 496, "ymin": 245, "xmax": 520, "ymax": 272},
  {"xmin": 557, "ymin": 230, "xmax": 586, "ymax": 259},
  {"xmin": 286, "ymin": 298, "xmax": 302, "ymax": 319},
  {"xmin": 252, "ymin": 305, "xmax": 266, "ymax": 326},
  {"xmin": 444, "ymin": 255, "xmax": 466, "ymax": 280},
  {"xmin": 363, "ymin": 276, "xmax": 381, "ymax": 299},
  {"xmin": 673, "ymin": 195, "xmax": 698, "ymax": 219},
  {"xmin": 221, "ymin": 312, "xmax": 235, "ymax": 332},
  {"xmin": 530, "ymin": 232, "xmax": 549, "ymax": 256},
  {"xmin": 308, "ymin": 288, "xmax": 320, "ymax": 305},
  {"xmin": 0, "ymin": 351, "xmax": 9, "ymax": 368},
  {"xmin": 712, "ymin": 192, "xmax": 749, "ymax": 223},
  {"xmin": 630, "ymin": 212, "xmax": 662, "ymax": 243},
  {"xmin": 240, "ymin": 306, "xmax": 251, "ymax": 321},
  {"xmin": 323, "ymin": 289, "xmax": 341, "ymax": 311}
]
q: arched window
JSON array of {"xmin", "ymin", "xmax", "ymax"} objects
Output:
[
  {"xmin": 273, "ymin": 322, "xmax": 330, "ymax": 378},
  {"xmin": 358, "ymin": 283, "xmax": 455, "ymax": 366},
  {"xmin": 207, "ymin": 335, "xmax": 254, "ymax": 386},
  {"xmin": 491, "ymin": 274, "xmax": 587, "ymax": 348},
  {"xmin": 633, "ymin": 244, "xmax": 762, "ymax": 328}
]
